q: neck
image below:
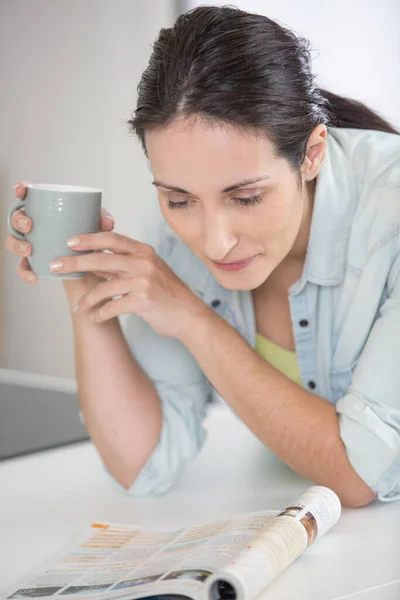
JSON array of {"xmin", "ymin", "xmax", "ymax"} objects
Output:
[{"xmin": 287, "ymin": 177, "xmax": 316, "ymax": 263}]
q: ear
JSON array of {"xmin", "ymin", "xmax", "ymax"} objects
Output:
[{"xmin": 301, "ymin": 124, "xmax": 327, "ymax": 181}]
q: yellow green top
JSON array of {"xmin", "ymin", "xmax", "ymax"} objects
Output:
[{"xmin": 255, "ymin": 332, "xmax": 303, "ymax": 387}]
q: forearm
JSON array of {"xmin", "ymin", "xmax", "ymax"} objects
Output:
[
  {"xmin": 180, "ymin": 305, "xmax": 376, "ymax": 508},
  {"xmin": 63, "ymin": 277, "xmax": 162, "ymax": 489}
]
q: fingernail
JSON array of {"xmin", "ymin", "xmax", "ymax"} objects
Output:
[
  {"xmin": 26, "ymin": 272, "xmax": 36, "ymax": 282},
  {"xmin": 18, "ymin": 217, "xmax": 28, "ymax": 230},
  {"xmin": 67, "ymin": 237, "xmax": 80, "ymax": 248},
  {"xmin": 72, "ymin": 301, "xmax": 80, "ymax": 312},
  {"xmin": 88, "ymin": 312, "xmax": 95, "ymax": 321},
  {"xmin": 102, "ymin": 208, "xmax": 113, "ymax": 219},
  {"xmin": 50, "ymin": 260, "xmax": 63, "ymax": 271}
]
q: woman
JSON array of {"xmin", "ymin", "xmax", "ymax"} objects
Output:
[{"xmin": 5, "ymin": 6, "xmax": 400, "ymax": 507}]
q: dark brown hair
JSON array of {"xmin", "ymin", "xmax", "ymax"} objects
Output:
[{"xmin": 128, "ymin": 5, "xmax": 398, "ymax": 177}]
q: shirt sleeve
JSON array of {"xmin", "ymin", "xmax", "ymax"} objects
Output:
[
  {"xmin": 102, "ymin": 215, "xmax": 213, "ymax": 496},
  {"xmin": 106, "ymin": 313, "xmax": 212, "ymax": 496},
  {"xmin": 336, "ymin": 251, "xmax": 400, "ymax": 502}
]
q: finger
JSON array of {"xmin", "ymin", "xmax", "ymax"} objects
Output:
[
  {"xmin": 100, "ymin": 207, "xmax": 114, "ymax": 232},
  {"xmin": 100, "ymin": 216, "xmax": 114, "ymax": 232},
  {"xmin": 14, "ymin": 182, "xmax": 29, "ymax": 199},
  {"xmin": 75, "ymin": 277, "xmax": 133, "ymax": 314},
  {"xmin": 92, "ymin": 271, "xmax": 119, "ymax": 280},
  {"xmin": 65, "ymin": 231, "xmax": 149, "ymax": 257},
  {"xmin": 49, "ymin": 249, "xmax": 133, "ymax": 275},
  {"xmin": 90, "ymin": 294, "xmax": 140, "ymax": 323},
  {"xmin": 16, "ymin": 257, "xmax": 37, "ymax": 284},
  {"xmin": 4, "ymin": 235, "xmax": 31, "ymax": 257},
  {"xmin": 11, "ymin": 210, "xmax": 32, "ymax": 234}
]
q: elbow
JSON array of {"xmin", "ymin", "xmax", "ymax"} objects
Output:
[
  {"xmin": 119, "ymin": 471, "xmax": 139, "ymax": 492},
  {"xmin": 111, "ymin": 463, "xmax": 143, "ymax": 492},
  {"xmin": 330, "ymin": 434, "xmax": 378, "ymax": 508},
  {"xmin": 340, "ymin": 492, "xmax": 376, "ymax": 509},
  {"xmin": 104, "ymin": 452, "xmax": 153, "ymax": 494},
  {"xmin": 337, "ymin": 485, "xmax": 377, "ymax": 509},
  {"xmin": 107, "ymin": 458, "xmax": 177, "ymax": 498}
]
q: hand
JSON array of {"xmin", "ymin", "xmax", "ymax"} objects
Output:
[
  {"xmin": 4, "ymin": 182, "xmax": 115, "ymax": 284},
  {"xmin": 49, "ymin": 232, "xmax": 205, "ymax": 338}
]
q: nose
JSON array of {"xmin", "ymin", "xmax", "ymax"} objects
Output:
[{"xmin": 203, "ymin": 213, "xmax": 238, "ymax": 261}]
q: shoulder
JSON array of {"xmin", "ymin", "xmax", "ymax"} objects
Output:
[
  {"xmin": 328, "ymin": 126, "xmax": 400, "ymax": 188},
  {"xmin": 329, "ymin": 127, "xmax": 400, "ymax": 253}
]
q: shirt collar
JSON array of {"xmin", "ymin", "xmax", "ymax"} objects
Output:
[{"xmin": 290, "ymin": 127, "xmax": 357, "ymax": 295}]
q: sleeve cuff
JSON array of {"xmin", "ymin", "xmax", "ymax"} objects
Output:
[
  {"xmin": 337, "ymin": 392, "xmax": 400, "ymax": 501},
  {"xmin": 101, "ymin": 382, "xmax": 209, "ymax": 497},
  {"xmin": 102, "ymin": 424, "xmax": 207, "ymax": 497}
]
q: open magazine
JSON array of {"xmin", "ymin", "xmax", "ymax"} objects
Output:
[{"xmin": 5, "ymin": 486, "xmax": 341, "ymax": 600}]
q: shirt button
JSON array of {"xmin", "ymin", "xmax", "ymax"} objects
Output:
[
  {"xmin": 211, "ymin": 299, "xmax": 221, "ymax": 308},
  {"xmin": 308, "ymin": 381, "xmax": 316, "ymax": 390},
  {"xmin": 299, "ymin": 319, "xmax": 309, "ymax": 327}
]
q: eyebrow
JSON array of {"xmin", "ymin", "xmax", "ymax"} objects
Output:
[{"xmin": 152, "ymin": 175, "xmax": 271, "ymax": 195}]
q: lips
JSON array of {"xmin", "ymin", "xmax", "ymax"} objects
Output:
[{"xmin": 212, "ymin": 255, "xmax": 258, "ymax": 272}]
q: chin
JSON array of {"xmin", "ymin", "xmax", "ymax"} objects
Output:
[{"xmin": 212, "ymin": 267, "xmax": 270, "ymax": 291}]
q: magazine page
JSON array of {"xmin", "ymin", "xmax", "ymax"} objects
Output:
[
  {"xmin": 3, "ymin": 512, "xmax": 279, "ymax": 600},
  {"xmin": 203, "ymin": 486, "xmax": 342, "ymax": 600},
  {"xmin": 105, "ymin": 510, "xmax": 279, "ymax": 600},
  {"xmin": 4, "ymin": 485, "xmax": 340, "ymax": 600},
  {"xmin": 3, "ymin": 523, "xmax": 183, "ymax": 600}
]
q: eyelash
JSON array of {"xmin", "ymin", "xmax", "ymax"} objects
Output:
[{"xmin": 167, "ymin": 195, "xmax": 264, "ymax": 210}]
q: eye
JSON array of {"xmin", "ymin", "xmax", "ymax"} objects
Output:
[
  {"xmin": 233, "ymin": 194, "xmax": 263, "ymax": 206},
  {"xmin": 167, "ymin": 200, "xmax": 190, "ymax": 210},
  {"xmin": 167, "ymin": 194, "xmax": 264, "ymax": 210}
]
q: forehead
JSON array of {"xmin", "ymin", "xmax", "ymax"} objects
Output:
[{"xmin": 145, "ymin": 116, "xmax": 286, "ymax": 188}]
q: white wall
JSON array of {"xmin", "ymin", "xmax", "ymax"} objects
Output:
[
  {"xmin": 181, "ymin": 0, "xmax": 400, "ymax": 130},
  {"xmin": 0, "ymin": 0, "xmax": 175, "ymax": 377}
]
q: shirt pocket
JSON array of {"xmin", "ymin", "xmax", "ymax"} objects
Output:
[{"xmin": 330, "ymin": 359, "xmax": 359, "ymax": 403}]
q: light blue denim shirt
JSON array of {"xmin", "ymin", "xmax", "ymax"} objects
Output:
[{"xmin": 111, "ymin": 126, "xmax": 400, "ymax": 502}]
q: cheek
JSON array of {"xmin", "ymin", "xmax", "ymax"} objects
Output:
[
  {"xmin": 159, "ymin": 204, "xmax": 202, "ymax": 246},
  {"xmin": 247, "ymin": 193, "xmax": 300, "ymax": 243},
  {"xmin": 269, "ymin": 190, "xmax": 300, "ymax": 227}
]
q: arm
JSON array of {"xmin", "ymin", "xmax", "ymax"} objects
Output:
[
  {"xmin": 63, "ymin": 275, "xmax": 162, "ymax": 490},
  {"xmin": 64, "ymin": 273, "xmax": 211, "ymax": 495},
  {"xmin": 179, "ymin": 303, "xmax": 377, "ymax": 509},
  {"xmin": 336, "ymin": 251, "xmax": 400, "ymax": 504}
]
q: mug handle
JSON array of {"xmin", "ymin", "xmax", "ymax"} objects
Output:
[{"xmin": 7, "ymin": 201, "xmax": 26, "ymax": 241}]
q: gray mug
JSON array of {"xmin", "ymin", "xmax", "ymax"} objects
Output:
[{"xmin": 7, "ymin": 183, "xmax": 102, "ymax": 279}]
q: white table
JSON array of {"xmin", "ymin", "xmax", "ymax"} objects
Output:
[{"xmin": 1, "ymin": 403, "xmax": 400, "ymax": 599}]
